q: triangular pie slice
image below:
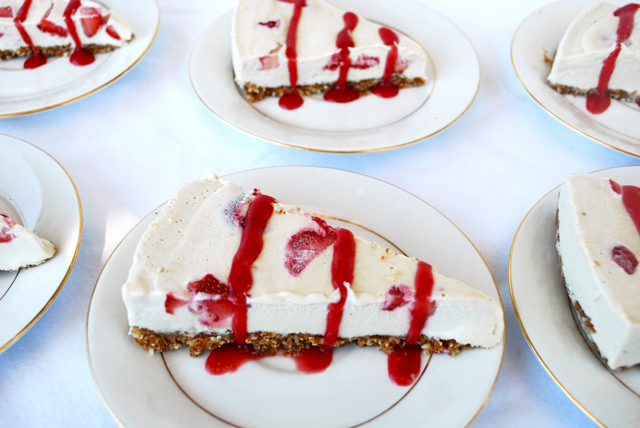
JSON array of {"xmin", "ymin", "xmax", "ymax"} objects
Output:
[
  {"xmin": 547, "ymin": 2, "xmax": 640, "ymax": 114},
  {"xmin": 0, "ymin": 213, "xmax": 56, "ymax": 271},
  {"xmin": 122, "ymin": 173, "xmax": 504, "ymax": 358},
  {"xmin": 557, "ymin": 173, "xmax": 640, "ymax": 370},
  {"xmin": 232, "ymin": 0, "xmax": 428, "ymax": 105},
  {"xmin": 0, "ymin": 0, "xmax": 133, "ymax": 69}
]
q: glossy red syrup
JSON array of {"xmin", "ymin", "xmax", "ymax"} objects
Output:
[
  {"xmin": 611, "ymin": 179, "xmax": 640, "ymax": 236},
  {"xmin": 324, "ymin": 12, "xmax": 360, "ymax": 103},
  {"xmin": 611, "ymin": 245, "xmax": 638, "ymax": 274},
  {"xmin": 285, "ymin": 217, "xmax": 336, "ymax": 276},
  {"xmin": 64, "ymin": 0, "xmax": 95, "ymax": 66},
  {"xmin": 322, "ymin": 228, "xmax": 355, "ymax": 351},
  {"xmin": 381, "ymin": 284, "xmax": 412, "ymax": 311},
  {"xmin": 228, "ymin": 194, "xmax": 277, "ymax": 344},
  {"xmin": 586, "ymin": 4, "xmax": 640, "ymax": 114},
  {"xmin": 405, "ymin": 261, "xmax": 435, "ymax": 345},
  {"xmin": 205, "ymin": 345, "xmax": 333, "ymax": 376},
  {"xmin": 0, "ymin": 214, "xmax": 16, "ymax": 243},
  {"xmin": 293, "ymin": 346, "xmax": 333, "ymax": 373},
  {"xmin": 278, "ymin": 0, "xmax": 306, "ymax": 110},
  {"xmin": 14, "ymin": 0, "xmax": 47, "ymax": 69},
  {"xmin": 372, "ymin": 27, "xmax": 400, "ymax": 99},
  {"xmin": 388, "ymin": 345, "xmax": 422, "ymax": 386},
  {"xmin": 105, "ymin": 25, "xmax": 121, "ymax": 40},
  {"xmin": 205, "ymin": 344, "xmax": 262, "ymax": 375},
  {"xmin": 37, "ymin": 5, "xmax": 68, "ymax": 37}
]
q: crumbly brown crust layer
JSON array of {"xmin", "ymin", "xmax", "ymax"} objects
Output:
[
  {"xmin": 549, "ymin": 83, "xmax": 640, "ymax": 104},
  {"xmin": 131, "ymin": 326, "xmax": 470, "ymax": 358},
  {"xmin": 242, "ymin": 75, "xmax": 426, "ymax": 103},
  {"xmin": 0, "ymin": 35, "xmax": 135, "ymax": 61}
]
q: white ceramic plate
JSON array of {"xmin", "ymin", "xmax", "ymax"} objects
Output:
[
  {"xmin": 190, "ymin": 0, "xmax": 480, "ymax": 153},
  {"xmin": 510, "ymin": 166, "xmax": 640, "ymax": 427},
  {"xmin": 88, "ymin": 166, "xmax": 504, "ymax": 428},
  {"xmin": 0, "ymin": 0, "xmax": 160, "ymax": 118},
  {"xmin": 0, "ymin": 134, "xmax": 82, "ymax": 353},
  {"xmin": 511, "ymin": 0, "xmax": 640, "ymax": 158}
]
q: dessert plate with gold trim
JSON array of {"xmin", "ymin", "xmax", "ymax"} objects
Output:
[
  {"xmin": 510, "ymin": 165, "xmax": 640, "ymax": 427},
  {"xmin": 0, "ymin": 0, "xmax": 160, "ymax": 118},
  {"xmin": 512, "ymin": 0, "xmax": 640, "ymax": 158},
  {"xmin": 88, "ymin": 166, "xmax": 504, "ymax": 427},
  {"xmin": 189, "ymin": 0, "xmax": 480, "ymax": 153},
  {"xmin": 0, "ymin": 134, "xmax": 82, "ymax": 353}
]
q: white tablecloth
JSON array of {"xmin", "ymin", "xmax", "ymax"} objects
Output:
[{"xmin": 1, "ymin": 1, "xmax": 636, "ymax": 426}]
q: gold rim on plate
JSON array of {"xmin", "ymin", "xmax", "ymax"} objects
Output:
[{"xmin": 86, "ymin": 166, "xmax": 504, "ymax": 427}]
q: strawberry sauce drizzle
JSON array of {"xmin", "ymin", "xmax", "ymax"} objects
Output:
[
  {"xmin": 323, "ymin": 12, "xmax": 360, "ymax": 103},
  {"xmin": 293, "ymin": 346, "xmax": 333, "ymax": 373},
  {"xmin": 322, "ymin": 228, "xmax": 355, "ymax": 351},
  {"xmin": 205, "ymin": 344, "xmax": 333, "ymax": 375},
  {"xmin": 586, "ymin": 4, "xmax": 640, "ymax": 114},
  {"xmin": 228, "ymin": 194, "xmax": 277, "ymax": 344},
  {"xmin": 611, "ymin": 179, "xmax": 640, "ymax": 235},
  {"xmin": 372, "ymin": 27, "xmax": 400, "ymax": 99},
  {"xmin": 405, "ymin": 261, "xmax": 435, "ymax": 345},
  {"xmin": 205, "ymin": 344, "xmax": 262, "ymax": 375},
  {"xmin": 14, "ymin": 0, "xmax": 47, "ymax": 69},
  {"xmin": 279, "ymin": 0, "xmax": 306, "ymax": 110},
  {"xmin": 388, "ymin": 345, "xmax": 422, "ymax": 386},
  {"xmin": 64, "ymin": 0, "xmax": 95, "ymax": 66}
]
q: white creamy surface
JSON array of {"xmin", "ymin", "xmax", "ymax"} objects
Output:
[
  {"xmin": 557, "ymin": 173, "xmax": 640, "ymax": 369},
  {"xmin": 547, "ymin": 1, "xmax": 640, "ymax": 96},
  {"xmin": 0, "ymin": 0, "xmax": 133, "ymax": 53},
  {"xmin": 232, "ymin": 0, "xmax": 428, "ymax": 88},
  {"xmin": 122, "ymin": 174, "xmax": 503, "ymax": 349},
  {"xmin": 0, "ymin": 214, "xmax": 56, "ymax": 271}
]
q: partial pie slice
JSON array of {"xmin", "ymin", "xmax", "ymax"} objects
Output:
[
  {"xmin": 556, "ymin": 173, "xmax": 640, "ymax": 370},
  {"xmin": 232, "ymin": 0, "xmax": 428, "ymax": 106},
  {"xmin": 122, "ymin": 173, "xmax": 504, "ymax": 358},
  {"xmin": 0, "ymin": 0, "xmax": 133, "ymax": 69},
  {"xmin": 0, "ymin": 213, "xmax": 56, "ymax": 271}
]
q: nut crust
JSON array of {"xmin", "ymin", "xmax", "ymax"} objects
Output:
[
  {"xmin": 131, "ymin": 326, "xmax": 470, "ymax": 358},
  {"xmin": 549, "ymin": 83, "xmax": 640, "ymax": 104},
  {"xmin": 0, "ymin": 35, "xmax": 135, "ymax": 61},
  {"xmin": 242, "ymin": 76, "xmax": 426, "ymax": 103}
]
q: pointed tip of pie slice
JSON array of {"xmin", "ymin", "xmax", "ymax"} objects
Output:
[{"xmin": 0, "ymin": 216, "xmax": 56, "ymax": 271}]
